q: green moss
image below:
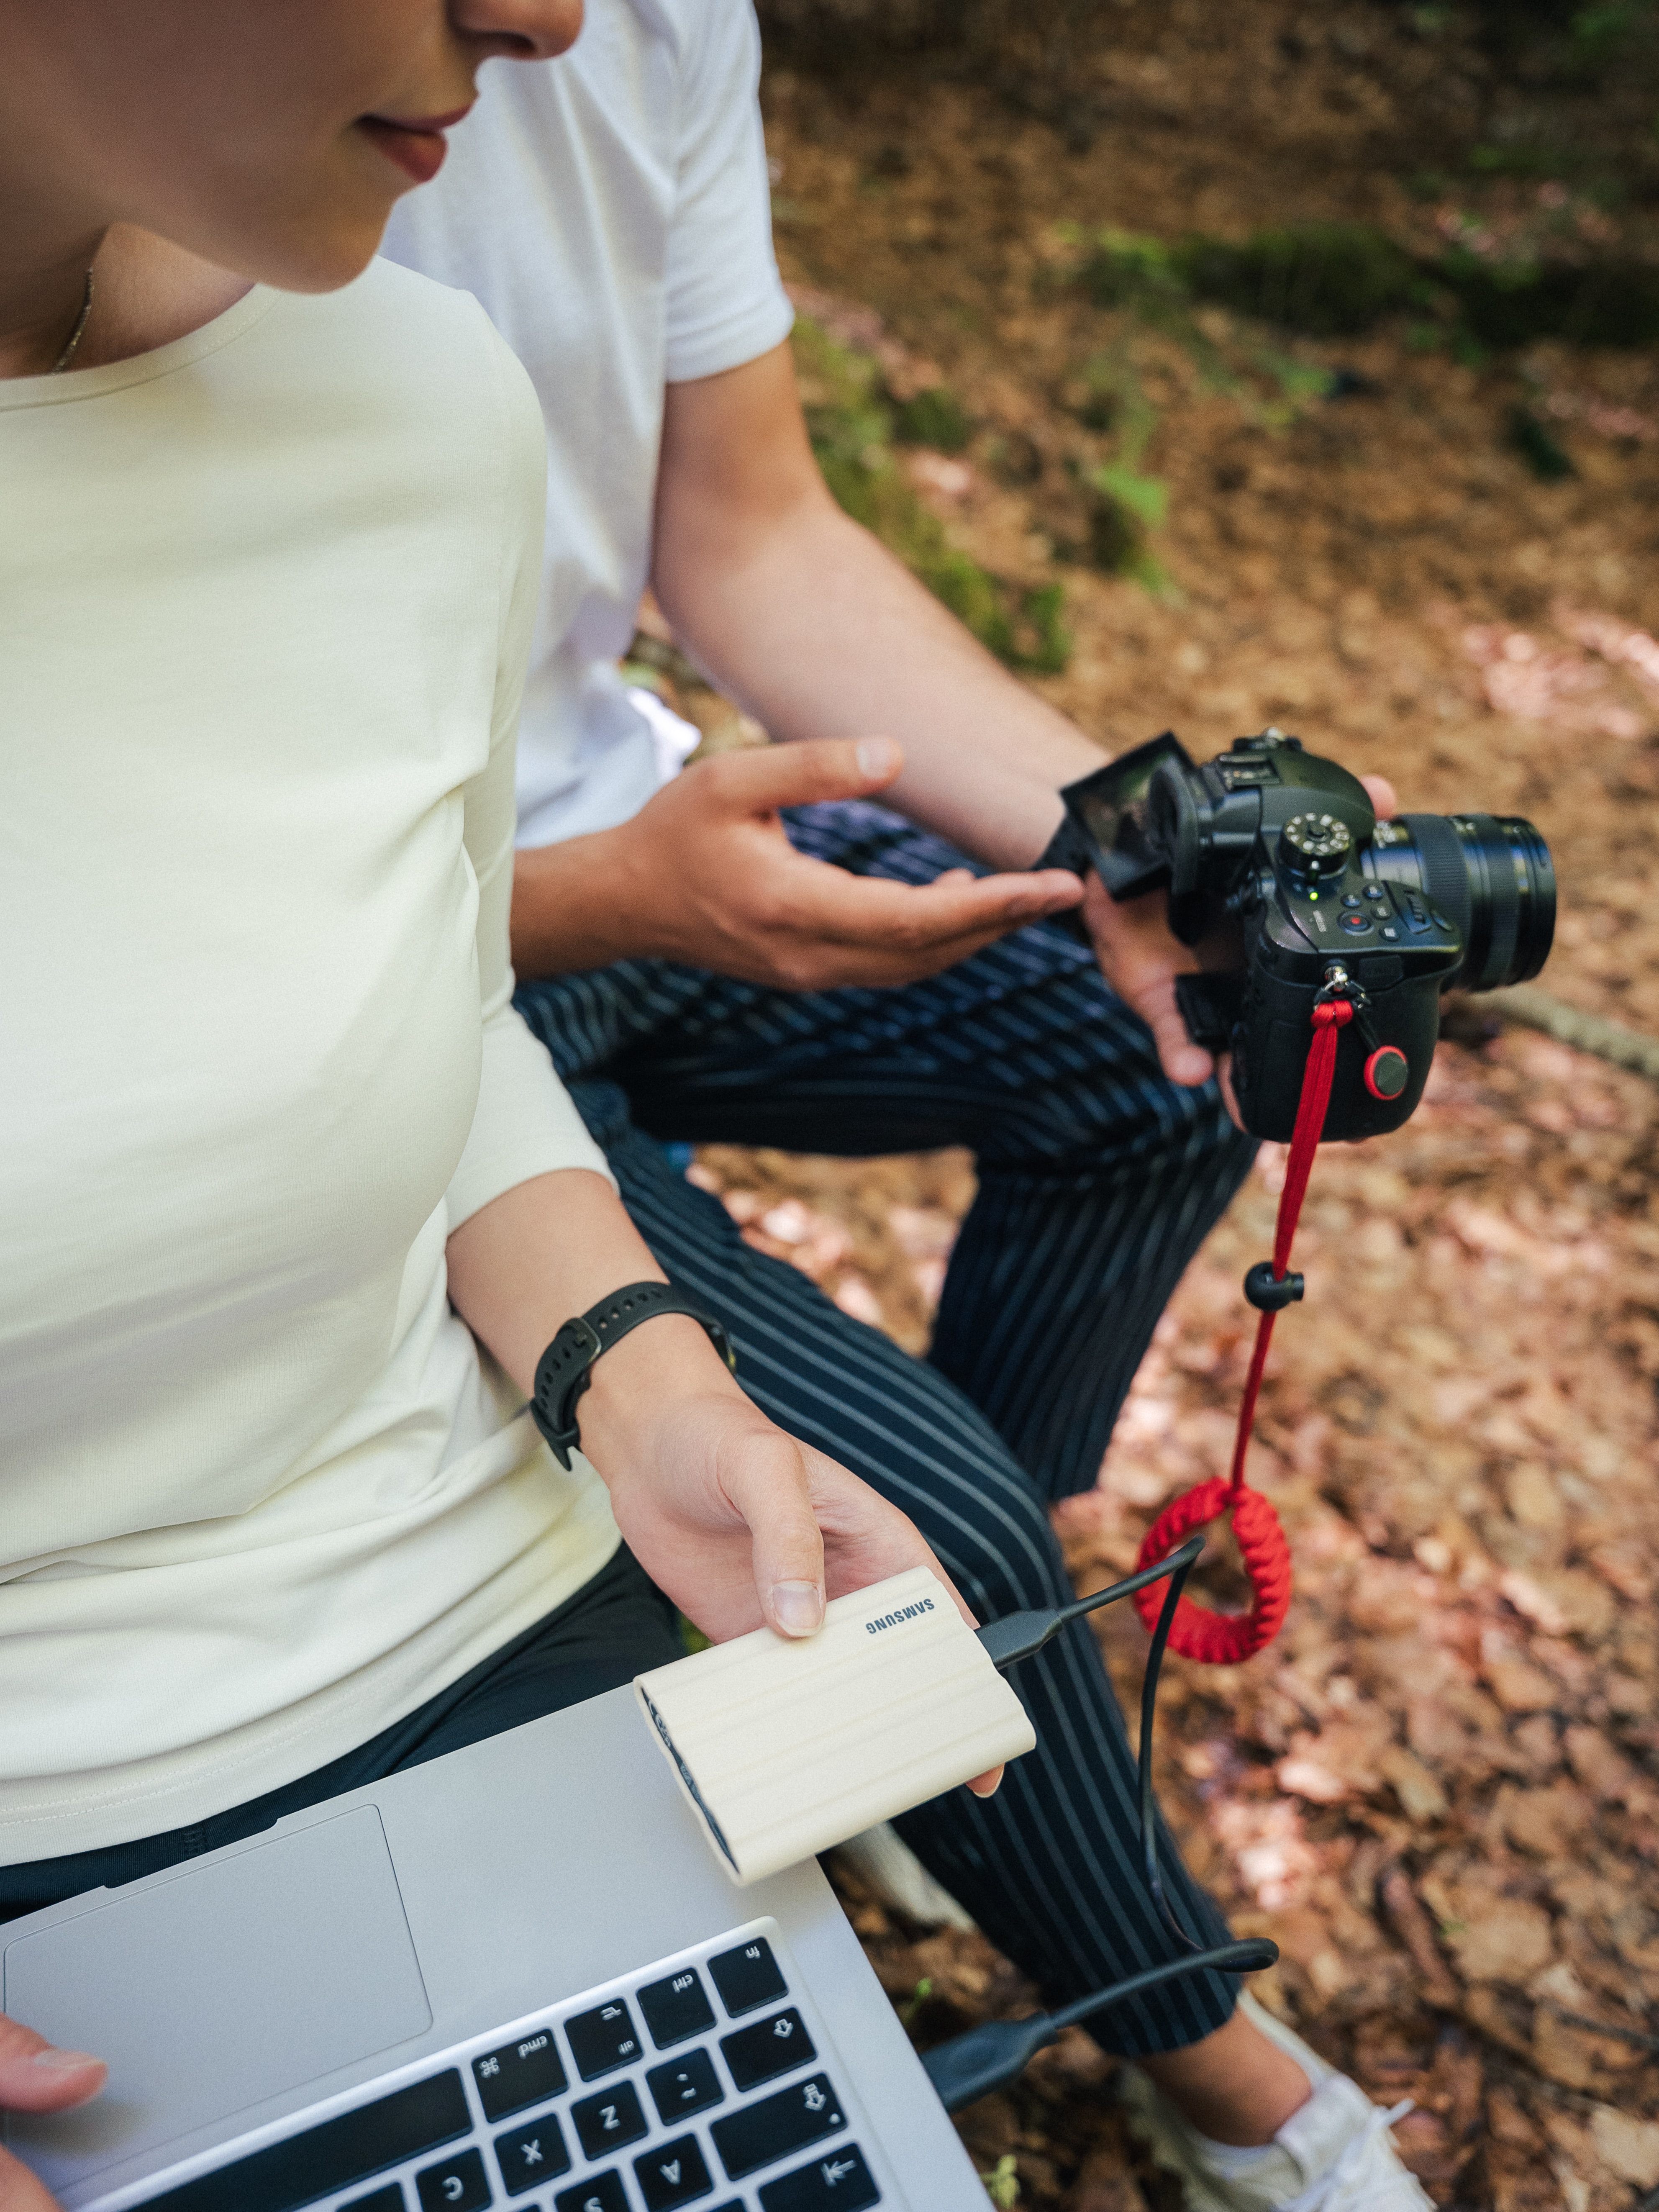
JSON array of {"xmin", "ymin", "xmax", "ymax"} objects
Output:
[
  {"xmin": 1073, "ymin": 216, "xmax": 1659, "ymax": 352},
  {"xmin": 1448, "ymin": 254, "xmax": 1659, "ymax": 347},
  {"xmin": 893, "ymin": 385, "xmax": 972, "ymax": 452},
  {"xmin": 795, "ymin": 316, "xmax": 1069, "ymax": 671},
  {"xmin": 1177, "ymin": 223, "xmax": 1421, "ymax": 337}
]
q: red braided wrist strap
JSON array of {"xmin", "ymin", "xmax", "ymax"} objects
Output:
[{"xmin": 1132, "ymin": 1001, "xmax": 1352, "ymax": 1663}]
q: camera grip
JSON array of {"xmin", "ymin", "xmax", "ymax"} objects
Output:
[{"xmin": 1173, "ymin": 972, "xmax": 1244, "ymax": 1053}]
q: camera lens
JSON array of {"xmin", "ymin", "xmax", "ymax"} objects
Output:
[{"xmin": 1393, "ymin": 812, "xmax": 1556, "ymax": 990}]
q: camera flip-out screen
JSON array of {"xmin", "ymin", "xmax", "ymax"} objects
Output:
[{"xmin": 1062, "ymin": 730, "xmax": 1195, "ymax": 901}]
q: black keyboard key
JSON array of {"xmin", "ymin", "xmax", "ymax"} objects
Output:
[
  {"xmin": 144, "ymin": 2070, "xmax": 471, "ymax": 2212},
  {"xmin": 571, "ymin": 2079, "xmax": 649, "ymax": 2160},
  {"xmin": 343, "ymin": 2191, "xmax": 405, "ymax": 2212},
  {"xmin": 474, "ymin": 2026, "xmax": 568, "ymax": 2122},
  {"xmin": 646, "ymin": 2047, "xmax": 723, "ymax": 2125},
  {"xmin": 554, "ymin": 2174, "xmax": 628, "ymax": 2212},
  {"xmin": 760, "ymin": 2144, "xmax": 880, "ymax": 2212},
  {"xmin": 638, "ymin": 1965, "xmax": 716, "ymax": 2049},
  {"xmin": 711, "ymin": 2073, "xmax": 846, "ymax": 2182},
  {"xmin": 709, "ymin": 1936, "xmax": 788, "ymax": 2018},
  {"xmin": 495, "ymin": 2109, "xmax": 572, "ymax": 2194},
  {"xmin": 565, "ymin": 1998, "xmax": 643, "ymax": 2079},
  {"xmin": 415, "ymin": 2144, "xmax": 492, "ymax": 2211},
  {"xmin": 635, "ymin": 2132, "xmax": 715, "ymax": 2210},
  {"xmin": 721, "ymin": 2008, "xmax": 816, "ymax": 2093}
]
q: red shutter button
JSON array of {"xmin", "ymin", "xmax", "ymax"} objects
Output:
[{"xmin": 1364, "ymin": 1045, "xmax": 1409, "ymax": 1100}]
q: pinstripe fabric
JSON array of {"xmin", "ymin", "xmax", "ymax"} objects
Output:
[{"xmin": 514, "ymin": 799, "xmax": 1257, "ymax": 2054}]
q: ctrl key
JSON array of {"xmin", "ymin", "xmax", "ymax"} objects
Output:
[
  {"xmin": 760, "ymin": 2144, "xmax": 880, "ymax": 2211},
  {"xmin": 415, "ymin": 2144, "xmax": 493, "ymax": 2210}
]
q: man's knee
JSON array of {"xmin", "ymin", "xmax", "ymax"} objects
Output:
[{"xmin": 927, "ymin": 1493, "xmax": 1072, "ymax": 1622}]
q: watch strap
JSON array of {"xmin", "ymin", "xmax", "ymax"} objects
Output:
[{"xmin": 529, "ymin": 1283, "xmax": 736, "ymax": 1470}]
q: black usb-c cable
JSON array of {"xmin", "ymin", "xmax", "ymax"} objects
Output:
[{"xmin": 920, "ymin": 1539, "xmax": 1279, "ymax": 2113}]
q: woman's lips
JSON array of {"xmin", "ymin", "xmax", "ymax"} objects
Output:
[{"xmin": 358, "ymin": 106, "xmax": 473, "ymax": 186}]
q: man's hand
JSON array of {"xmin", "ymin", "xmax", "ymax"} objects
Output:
[
  {"xmin": 511, "ymin": 736, "xmax": 1082, "ymax": 988},
  {"xmin": 0, "ymin": 2018, "xmax": 105, "ymax": 2210},
  {"xmin": 1084, "ymin": 774, "xmax": 1400, "ymax": 1088}
]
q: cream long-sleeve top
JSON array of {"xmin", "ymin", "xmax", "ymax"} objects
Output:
[{"xmin": 0, "ymin": 260, "xmax": 621, "ymax": 1863}]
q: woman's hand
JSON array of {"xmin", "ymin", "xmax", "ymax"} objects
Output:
[
  {"xmin": 580, "ymin": 1319, "xmax": 1004, "ymax": 1796},
  {"xmin": 447, "ymin": 1172, "xmax": 1003, "ymax": 1791},
  {"xmin": 0, "ymin": 2019, "xmax": 105, "ymax": 2210}
]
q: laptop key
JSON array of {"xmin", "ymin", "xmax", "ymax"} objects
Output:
[
  {"xmin": 633, "ymin": 2131, "xmax": 715, "ymax": 2210},
  {"xmin": 415, "ymin": 2144, "xmax": 493, "ymax": 2211},
  {"xmin": 710, "ymin": 2072, "xmax": 846, "ymax": 2182},
  {"xmin": 342, "ymin": 2191, "xmax": 405, "ymax": 2211},
  {"xmin": 720, "ymin": 2008, "xmax": 816, "ymax": 2093},
  {"xmin": 141, "ymin": 2069, "xmax": 471, "ymax": 2212},
  {"xmin": 571, "ymin": 2078, "xmax": 649, "ymax": 2160},
  {"xmin": 638, "ymin": 1966, "xmax": 716, "ymax": 2050},
  {"xmin": 646, "ymin": 2047, "xmax": 723, "ymax": 2125},
  {"xmin": 474, "ymin": 2027, "xmax": 568, "ymax": 2123},
  {"xmin": 759, "ymin": 2143, "xmax": 880, "ymax": 2211},
  {"xmin": 565, "ymin": 1998, "xmax": 643, "ymax": 2079},
  {"xmin": 708, "ymin": 1937, "xmax": 788, "ymax": 2018},
  {"xmin": 554, "ymin": 2171, "xmax": 628, "ymax": 2212},
  {"xmin": 495, "ymin": 2108, "xmax": 573, "ymax": 2194}
]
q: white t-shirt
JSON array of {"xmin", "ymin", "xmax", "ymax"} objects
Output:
[
  {"xmin": 0, "ymin": 262, "xmax": 620, "ymax": 1860},
  {"xmin": 382, "ymin": 0, "xmax": 794, "ymax": 850}
]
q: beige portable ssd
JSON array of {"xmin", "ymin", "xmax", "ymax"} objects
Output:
[{"xmin": 634, "ymin": 1566, "xmax": 1037, "ymax": 1886}]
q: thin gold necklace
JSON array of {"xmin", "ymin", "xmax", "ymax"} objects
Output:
[{"xmin": 50, "ymin": 269, "xmax": 95, "ymax": 374}]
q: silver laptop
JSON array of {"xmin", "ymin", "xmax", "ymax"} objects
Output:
[{"xmin": 3, "ymin": 1685, "xmax": 981, "ymax": 2212}]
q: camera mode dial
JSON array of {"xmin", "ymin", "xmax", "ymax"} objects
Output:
[{"xmin": 1278, "ymin": 812, "xmax": 1352, "ymax": 880}]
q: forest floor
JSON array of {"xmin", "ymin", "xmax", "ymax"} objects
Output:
[{"xmin": 668, "ymin": 6, "xmax": 1659, "ymax": 2206}]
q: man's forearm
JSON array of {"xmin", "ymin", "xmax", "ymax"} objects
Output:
[
  {"xmin": 651, "ymin": 346, "xmax": 1107, "ymax": 872},
  {"xmin": 667, "ymin": 507, "xmax": 1098, "ymax": 868},
  {"xmin": 510, "ymin": 822, "xmax": 653, "ymax": 978}
]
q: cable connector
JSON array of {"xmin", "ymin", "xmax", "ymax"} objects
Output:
[
  {"xmin": 921, "ymin": 1938, "xmax": 1281, "ymax": 2113},
  {"xmin": 974, "ymin": 1538, "xmax": 1206, "ymax": 1671}
]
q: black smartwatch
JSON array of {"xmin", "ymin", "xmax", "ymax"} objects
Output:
[{"xmin": 528, "ymin": 1282, "xmax": 736, "ymax": 1469}]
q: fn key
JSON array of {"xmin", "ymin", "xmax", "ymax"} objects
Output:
[{"xmin": 760, "ymin": 2144, "xmax": 880, "ymax": 2211}]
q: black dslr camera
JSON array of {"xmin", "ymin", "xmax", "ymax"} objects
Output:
[{"xmin": 1059, "ymin": 729, "xmax": 1556, "ymax": 1142}]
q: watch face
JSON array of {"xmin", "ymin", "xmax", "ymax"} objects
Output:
[{"xmin": 1066, "ymin": 731, "xmax": 1192, "ymax": 900}]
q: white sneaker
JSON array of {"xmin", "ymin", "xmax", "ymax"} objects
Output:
[{"xmin": 1119, "ymin": 1994, "xmax": 1431, "ymax": 2212}]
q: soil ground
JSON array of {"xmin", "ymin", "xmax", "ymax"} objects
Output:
[{"xmin": 678, "ymin": 8, "xmax": 1659, "ymax": 2206}]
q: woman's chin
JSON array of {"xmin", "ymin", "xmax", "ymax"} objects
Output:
[{"xmin": 234, "ymin": 202, "xmax": 397, "ymax": 295}]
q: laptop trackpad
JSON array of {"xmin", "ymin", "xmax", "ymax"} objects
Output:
[{"xmin": 3, "ymin": 1807, "xmax": 431, "ymax": 2184}]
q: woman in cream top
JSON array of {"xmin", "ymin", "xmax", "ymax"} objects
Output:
[{"xmin": 0, "ymin": 3, "xmax": 974, "ymax": 2191}]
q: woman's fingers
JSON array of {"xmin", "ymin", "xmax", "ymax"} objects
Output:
[
  {"xmin": 0, "ymin": 2146, "xmax": 72, "ymax": 2212},
  {"xmin": 0, "ymin": 2017, "xmax": 104, "ymax": 2211},
  {"xmin": 718, "ymin": 1427, "xmax": 828, "ymax": 1638},
  {"xmin": 0, "ymin": 2020, "xmax": 104, "ymax": 2115}
]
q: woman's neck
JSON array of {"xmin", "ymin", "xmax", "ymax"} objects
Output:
[{"xmin": 0, "ymin": 226, "xmax": 254, "ymax": 380}]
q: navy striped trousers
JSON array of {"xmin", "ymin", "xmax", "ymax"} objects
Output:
[{"xmin": 515, "ymin": 800, "xmax": 1258, "ymax": 2055}]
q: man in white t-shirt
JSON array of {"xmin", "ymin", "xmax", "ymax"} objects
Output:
[{"xmin": 383, "ymin": 8, "xmax": 1426, "ymax": 2202}]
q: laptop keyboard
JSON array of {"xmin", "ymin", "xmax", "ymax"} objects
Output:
[{"xmin": 111, "ymin": 1919, "xmax": 886, "ymax": 2212}]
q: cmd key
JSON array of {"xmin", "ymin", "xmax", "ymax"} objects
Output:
[
  {"xmin": 637, "ymin": 1967, "xmax": 715, "ymax": 2050},
  {"xmin": 473, "ymin": 2027, "xmax": 567, "ymax": 2123}
]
